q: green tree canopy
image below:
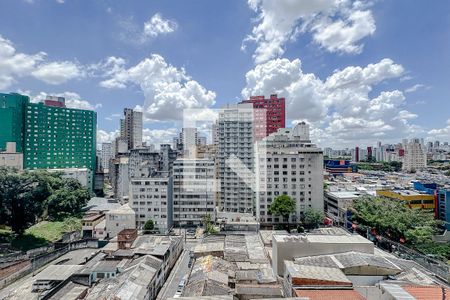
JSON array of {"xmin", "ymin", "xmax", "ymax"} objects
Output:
[
  {"xmin": 302, "ymin": 208, "xmax": 324, "ymax": 229},
  {"xmin": 0, "ymin": 168, "xmax": 91, "ymax": 234},
  {"xmin": 268, "ymin": 195, "xmax": 296, "ymax": 219},
  {"xmin": 143, "ymin": 219, "xmax": 155, "ymax": 231},
  {"xmin": 350, "ymin": 196, "xmax": 439, "ymax": 243}
]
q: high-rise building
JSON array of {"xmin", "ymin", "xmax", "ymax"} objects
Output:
[
  {"xmin": 23, "ymin": 98, "xmax": 96, "ymax": 175},
  {"xmin": 0, "ymin": 93, "xmax": 97, "ymax": 187},
  {"xmin": 240, "ymin": 94, "xmax": 285, "ymax": 141},
  {"xmin": 255, "ymin": 123, "xmax": 324, "ymax": 224},
  {"xmin": 354, "ymin": 146, "xmax": 360, "ymax": 162},
  {"xmin": 173, "ymin": 158, "xmax": 215, "ymax": 227},
  {"xmin": 129, "ymin": 173, "xmax": 173, "ymax": 233},
  {"xmin": 101, "ymin": 143, "xmax": 113, "ymax": 171},
  {"xmin": 0, "ymin": 93, "xmax": 29, "ymax": 153},
  {"xmin": 218, "ymin": 103, "xmax": 254, "ymax": 213},
  {"xmin": 403, "ymin": 138, "xmax": 427, "ymax": 172},
  {"xmin": 120, "ymin": 108, "xmax": 143, "ymax": 150}
]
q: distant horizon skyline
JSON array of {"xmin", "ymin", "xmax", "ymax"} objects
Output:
[{"xmin": 1, "ymin": 0, "xmax": 449, "ymax": 148}]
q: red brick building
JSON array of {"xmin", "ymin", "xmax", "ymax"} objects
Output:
[{"xmin": 240, "ymin": 94, "xmax": 285, "ymax": 141}]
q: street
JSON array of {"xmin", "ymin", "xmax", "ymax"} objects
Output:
[{"xmin": 156, "ymin": 237, "xmax": 200, "ymax": 300}]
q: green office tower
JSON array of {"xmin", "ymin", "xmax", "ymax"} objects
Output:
[
  {"xmin": 0, "ymin": 93, "xmax": 29, "ymax": 152},
  {"xmin": 0, "ymin": 92, "xmax": 97, "ymax": 189}
]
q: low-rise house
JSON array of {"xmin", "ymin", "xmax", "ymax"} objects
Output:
[
  {"xmin": 117, "ymin": 229, "xmax": 138, "ymax": 249},
  {"xmin": 82, "ymin": 213, "xmax": 105, "ymax": 238},
  {"xmin": 105, "ymin": 203, "xmax": 136, "ymax": 239}
]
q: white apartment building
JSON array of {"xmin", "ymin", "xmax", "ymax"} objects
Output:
[
  {"xmin": 129, "ymin": 174, "xmax": 173, "ymax": 233},
  {"xmin": 105, "ymin": 203, "xmax": 136, "ymax": 238},
  {"xmin": 101, "ymin": 142, "xmax": 113, "ymax": 172},
  {"xmin": 403, "ymin": 138, "xmax": 427, "ymax": 172},
  {"xmin": 173, "ymin": 158, "xmax": 215, "ymax": 227},
  {"xmin": 218, "ymin": 103, "xmax": 254, "ymax": 213},
  {"xmin": 255, "ymin": 123, "xmax": 324, "ymax": 225}
]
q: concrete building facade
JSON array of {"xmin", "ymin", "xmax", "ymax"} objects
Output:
[
  {"xmin": 129, "ymin": 174, "xmax": 173, "ymax": 233},
  {"xmin": 255, "ymin": 123, "xmax": 324, "ymax": 225},
  {"xmin": 120, "ymin": 108, "xmax": 142, "ymax": 150},
  {"xmin": 403, "ymin": 138, "xmax": 427, "ymax": 172},
  {"xmin": 173, "ymin": 158, "xmax": 216, "ymax": 227},
  {"xmin": 218, "ymin": 103, "xmax": 254, "ymax": 213}
]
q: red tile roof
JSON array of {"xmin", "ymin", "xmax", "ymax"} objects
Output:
[
  {"xmin": 294, "ymin": 289, "xmax": 366, "ymax": 300},
  {"xmin": 403, "ymin": 285, "xmax": 450, "ymax": 300}
]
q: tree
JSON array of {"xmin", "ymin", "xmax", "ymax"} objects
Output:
[
  {"xmin": 302, "ymin": 208, "xmax": 324, "ymax": 229},
  {"xmin": 202, "ymin": 214, "xmax": 217, "ymax": 234},
  {"xmin": 269, "ymin": 195, "xmax": 296, "ymax": 231},
  {"xmin": 0, "ymin": 169, "xmax": 90, "ymax": 234},
  {"xmin": 144, "ymin": 219, "xmax": 155, "ymax": 231},
  {"xmin": 0, "ymin": 168, "xmax": 50, "ymax": 234},
  {"xmin": 46, "ymin": 179, "xmax": 90, "ymax": 221}
]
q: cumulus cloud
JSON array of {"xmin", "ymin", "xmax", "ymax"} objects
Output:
[
  {"xmin": 118, "ymin": 13, "xmax": 177, "ymax": 45},
  {"xmin": 428, "ymin": 119, "xmax": 450, "ymax": 141},
  {"xmin": 0, "ymin": 35, "xmax": 85, "ymax": 88},
  {"xmin": 97, "ymin": 129, "xmax": 120, "ymax": 144},
  {"xmin": 244, "ymin": 0, "xmax": 376, "ymax": 63},
  {"xmin": 21, "ymin": 90, "xmax": 101, "ymax": 111},
  {"xmin": 242, "ymin": 57, "xmax": 421, "ymax": 147},
  {"xmin": 143, "ymin": 128, "xmax": 178, "ymax": 146},
  {"xmin": 98, "ymin": 54, "xmax": 216, "ymax": 122},
  {"xmin": 31, "ymin": 61, "xmax": 85, "ymax": 85},
  {"xmin": 0, "ymin": 35, "xmax": 45, "ymax": 89},
  {"xmin": 143, "ymin": 13, "xmax": 178, "ymax": 39}
]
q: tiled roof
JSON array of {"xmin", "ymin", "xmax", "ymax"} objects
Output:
[
  {"xmin": 294, "ymin": 289, "xmax": 366, "ymax": 300},
  {"xmin": 403, "ymin": 285, "xmax": 450, "ymax": 300}
]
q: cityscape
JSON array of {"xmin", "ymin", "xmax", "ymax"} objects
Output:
[{"xmin": 1, "ymin": 1, "xmax": 450, "ymax": 300}]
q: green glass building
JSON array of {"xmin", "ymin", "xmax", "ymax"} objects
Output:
[
  {"xmin": 0, "ymin": 93, "xmax": 29, "ymax": 152},
  {"xmin": 0, "ymin": 92, "xmax": 97, "ymax": 188}
]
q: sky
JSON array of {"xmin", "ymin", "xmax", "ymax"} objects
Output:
[{"xmin": 0, "ymin": 0, "xmax": 449, "ymax": 148}]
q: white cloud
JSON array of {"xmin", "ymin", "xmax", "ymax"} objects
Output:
[
  {"xmin": 143, "ymin": 128, "xmax": 178, "ymax": 146},
  {"xmin": 32, "ymin": 61, "xmax": 85, "ymax": 85},
  {"xmin": 97, "ymin": 129, "xmax": 119, "ymax": 144},
  {"xmin": 244, "ymin": 0, "xmax": 376, "ymax": 63},
  {"xmin": 428, "ymin": 119, "xmax": 450, "ymax": 141},
  {"xmin": 404, "ymin": 83, "xmax": 426, "ymax": 93},
  {"xmin": 0, "ymin": 35, "xmax": 45, "ymax": 89},
  {"xmin": 22, "ymin": 90, "xmax": 100, "ymax": 111},
  {"xmin": 143, "ymin": 13, "xmax": 178, "ymax": 39},
  {"xmin": 242, "ymin": 57, "xmax": 422, "ymax": 147},
  {"xmin": 117, "ymin": 13, "xmax": 177, "ymax": 45},
  {"xmin": 311, "ymin": 9, "xmax": 375, "ymax": 54},
  {"xmin": 99, "ymin": 54, "xmax": 216, "ymax": 122},
  {"xmin": 0, "ymin": 35, "xmax": 85, "ymax": 88}
]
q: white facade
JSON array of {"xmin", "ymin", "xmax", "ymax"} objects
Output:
[
  {"xmin": 0, "ymin": 142, "xmax": 23, "ymax": 170},
  {"xmin": 105, "ymin": 203, "xmax": 136, "ymax": 238},
  {"xmin": 101, "ymin": 142, "xmax": 113, "ymax": 171},
  {"xmin": 255, "ymin": 123, "xmax": 324, "ymax": 224},
  {"xmin": 218, "ymin": 103, "xmax": 254, "ymax": 213},
  {"xmin": 129, "ymin": 175, "xmax": 173, "ymax": 233},
  {"xmin": 47, "ymin": 167, "xmax": 91, "ymax": 188},
  {"xmin": 403, "ymin": 138, "xmax": 427, "ymax": 172},
  {"xmin": 173, "ymin": 158, "xmax": 216, "ymax": 227}
]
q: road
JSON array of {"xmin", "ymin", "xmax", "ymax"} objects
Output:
[{"xmin": 157, "ymin": 237, "xmax": 200, "ymax": 300}]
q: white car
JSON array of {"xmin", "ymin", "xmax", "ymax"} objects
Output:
[{"xmin": 173, "ymin": 279, "xmax": 185, "ymax": 298}]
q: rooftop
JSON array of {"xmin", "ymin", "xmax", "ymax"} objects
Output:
[
  {"xmin": 285, "ymin": 261, "xmax": 352, "ymax": 286},
  {"xmin": 274, "ymin": 233, "xmax": 373, "ymax": 245},
  {"xmin": 34, "ymin": 265, "xmax": 83, "ymax": 281},
  {"xmin": 294, "ymin": 289, "xmax": 366, "ymax": 300}
]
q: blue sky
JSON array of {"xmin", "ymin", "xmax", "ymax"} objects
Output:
[{"xmin": 0, "ymin": 0, "xmax": 449, "ymax": 148}]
